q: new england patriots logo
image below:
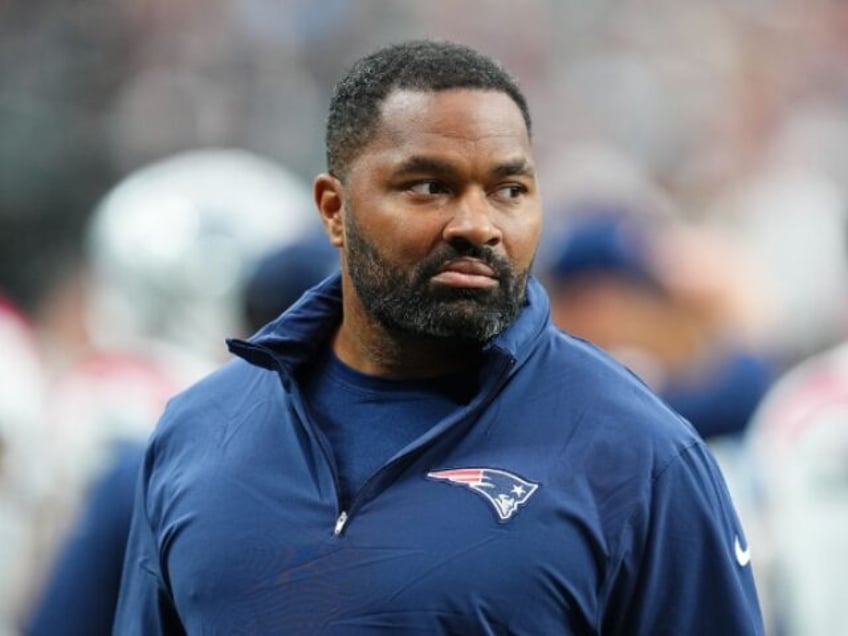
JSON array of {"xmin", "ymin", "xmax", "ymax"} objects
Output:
[{"xmin": 427, "ymin": 468, "xmax": 539, "ymax": 522}]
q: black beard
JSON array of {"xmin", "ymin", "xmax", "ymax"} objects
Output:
[{"xmin": 344, "ymin": 211, "xmax": 530, "ymax": 344}]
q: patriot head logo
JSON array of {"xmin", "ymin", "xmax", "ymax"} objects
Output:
[{"xmin": 427, "ymin": 468, "xmax": 539, "ymax": 522}]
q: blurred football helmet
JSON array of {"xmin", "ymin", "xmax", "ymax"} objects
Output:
[
  {"xmin": 28, "ymin": 151, "xmax": 320, "ymax": 604},
  {"xmin": 86, "ymin": 148, "xmax": 318, "ymax": 361}
]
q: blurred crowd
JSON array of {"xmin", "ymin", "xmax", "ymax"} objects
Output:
[{"xmin": 2, "ymin": 1, "xmax": 848, "ymax": 634}]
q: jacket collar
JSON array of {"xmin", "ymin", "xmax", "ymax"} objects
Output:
[{"xmin": 228, "ymin": 272, "xmax": 551, "ymax": 375}]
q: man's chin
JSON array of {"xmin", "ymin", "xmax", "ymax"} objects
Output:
[
  {"xmin": 422, "ymin": 304, "xmax": 508, "ymax": 342},
  {"xmin": 366, "ymin": 284, "xmax": 521, "ymax": 343}
]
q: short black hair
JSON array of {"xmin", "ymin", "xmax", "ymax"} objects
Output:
[{"xmin": 325, "ymin": 40, "xmax": 532, "ymax": 179}]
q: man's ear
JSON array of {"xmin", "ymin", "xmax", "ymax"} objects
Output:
[{"xmin": 313, "ymin": 173, "xmax": 345, "ymax": 247}]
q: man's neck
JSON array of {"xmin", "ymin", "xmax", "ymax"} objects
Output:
[{"xmin": 331, "ymin": 311, "xmax": 481, "ymax": 379}]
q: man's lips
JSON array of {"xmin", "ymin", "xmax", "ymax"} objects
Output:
[{"xmin": 430, "ymin": 258, "xmax": 499, "ymax": 288}]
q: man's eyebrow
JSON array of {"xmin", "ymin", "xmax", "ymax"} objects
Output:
[
  {"xmin": 393, "ymin": 156, "xmax": 536, "ymax": 179},
  {"xmin": 394, "ymin": 156, "xmax": 457, "ymax": 176},
  {"xmin": 491, "ymin": 159, "xmax": 535, "ymax": 179}
]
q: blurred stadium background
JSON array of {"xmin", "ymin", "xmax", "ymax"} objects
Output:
[
  {"xmin": 3, "ymin": 2, "xmax": 848, "ymax": 634},
  {"xmin": 3, "ymin": 0, "xmax": 848, "ymax": 354}
]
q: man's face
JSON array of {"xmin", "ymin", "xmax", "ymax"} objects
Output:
[{"xmin": 339, "ymin": 88, "xmax": 542, "ymax": 343}]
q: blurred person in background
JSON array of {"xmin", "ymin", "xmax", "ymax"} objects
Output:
[
  {"xmin": 241, "ymin": 231, "xmax": 338, "ymax": 334},
  {"xmin": 742, "ymin": 204, "xmax": 848, "ymax": 635},
  {"xmin": 114, "ymin": 39, "xmax": 762, "ymax": 634},
  {"xmin": 0, "ymin": 298, "xmax": 48, "ymax": 635},
  {"xmin": 540, "ymin": 208, "xmax": 776, "ymax": 444},
  {"xmin": 746, "ymin": 342, "xmax": 848, "ymax": 636},
  {"xmin": 21, "ymin": 149, "xmax": 320, "ymax": 636}
]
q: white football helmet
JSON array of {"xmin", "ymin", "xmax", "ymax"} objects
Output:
[
  {"xmin": 27, "ymin": 151, "xmax": 320, "ymax": 607},
  {"xmin": 85, "ymin": 148, "xmax": 318, "ymax": 361}
]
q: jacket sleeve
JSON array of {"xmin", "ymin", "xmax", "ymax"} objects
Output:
[
  {"xmin": 112, "ymin": 443, "xmax": 185, "ymax": 636},
  {"xmin": 600, "ymin": 441, "xmax": 765, "ymax": 635}
]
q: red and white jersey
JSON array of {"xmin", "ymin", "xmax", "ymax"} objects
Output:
[
  {"xmin": 747, "ymin": 342, "xmax": 848, "ymax": 636},
  {"xmin": 0, "ymin": 298, "xmax": 48, "ymax": 631},
  {"xmin": 42, "ymin": 343, "xmax": 213, "ymax": 500}
]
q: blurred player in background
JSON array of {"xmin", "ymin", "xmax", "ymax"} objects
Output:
[
  {"xmin": 746, "ymin": 343, "xmax": 848, "ymax": 635},
  {"xmin": 743, "ymin": 196, "xmax": 848, "ymax": 634},
  {"xmin": 0, "ymin": 298, "xmax": 48, "ymax": 636},
  {"xmin": 540, "ymin": 208, "xmax": 776, "ymax": 443},
  {"xmin": 22, "ymin": 148, "xmax": 321, "ymax": 635}
]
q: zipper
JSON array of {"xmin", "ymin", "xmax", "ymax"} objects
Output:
[
  {"xmin": 232, "ymin": 340, "xmax": 351, "ymax": 538},
  {"xmin": 333, "ymin": 511, "xmax": 349, "ymax": 536},
  {"xmin": 232, "ymin": 338, "xmax": 517, "ymax": 539},
  {"xmin": 333, "ymin": 353, "xmax": 516, "ymax": 537}
]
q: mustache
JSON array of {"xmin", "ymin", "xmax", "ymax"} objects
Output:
[{"xmin": 415, "ymin": 242, "xmax": 513, "ymax": 282}]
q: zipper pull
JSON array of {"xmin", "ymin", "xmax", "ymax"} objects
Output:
[{"xmin": 334, "ymin": 511, "xmax": 349, "ymax": 536}]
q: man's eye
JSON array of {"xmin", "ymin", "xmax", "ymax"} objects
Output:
[
  {"xmin": 495, "ymin": 184, "xmax": 525, "ymax": 199},
  {"xmin": 408, "ymin": 181, "xmax": 448, "ymax": 195}
]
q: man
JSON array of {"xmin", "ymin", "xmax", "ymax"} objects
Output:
[{"xmin": 114, "ymin": 40, "xmax": 763, "ymax": 634}]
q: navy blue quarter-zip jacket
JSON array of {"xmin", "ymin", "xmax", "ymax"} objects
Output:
[{"xmin": 114, "ymin": 274, "xmax": 763, "ymax": 635}]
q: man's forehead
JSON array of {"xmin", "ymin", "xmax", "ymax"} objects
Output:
[
  {"xmin": 379, "ymin": 88, "xmax": 434, "ymax": 116},
  {"xmin": 377, "ymin": 88, "xmax": 529, "ymax": 134},
  {"xmin": 365, "ymin": 88, "xmax": 532, "ymax": 159}
]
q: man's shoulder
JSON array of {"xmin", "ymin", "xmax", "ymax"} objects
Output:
[
  {"xmin": 152, "ymin": 357, "xmax": 282, "ymax": 444},
  {"xmin": 530, "ymin": 326, "xmax": 701, "ymax": 458}
]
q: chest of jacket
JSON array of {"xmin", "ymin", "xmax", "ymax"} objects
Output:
[{"xmin": 154, "ymin": 373, "xmax": 608, "ymax": 634}]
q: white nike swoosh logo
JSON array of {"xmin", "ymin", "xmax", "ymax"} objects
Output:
[{"xmin": 734, "ymin": 535, "xmax": 751, "ymax": 567}]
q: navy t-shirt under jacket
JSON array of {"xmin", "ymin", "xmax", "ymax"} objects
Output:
[{"xmin": 114, "ymin": 274, "xmax": 764, "ymax": 635}]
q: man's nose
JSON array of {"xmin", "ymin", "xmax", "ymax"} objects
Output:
[{"xmin": 442, "ymin": 190, "xmax": 502, "ymax": 246}]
